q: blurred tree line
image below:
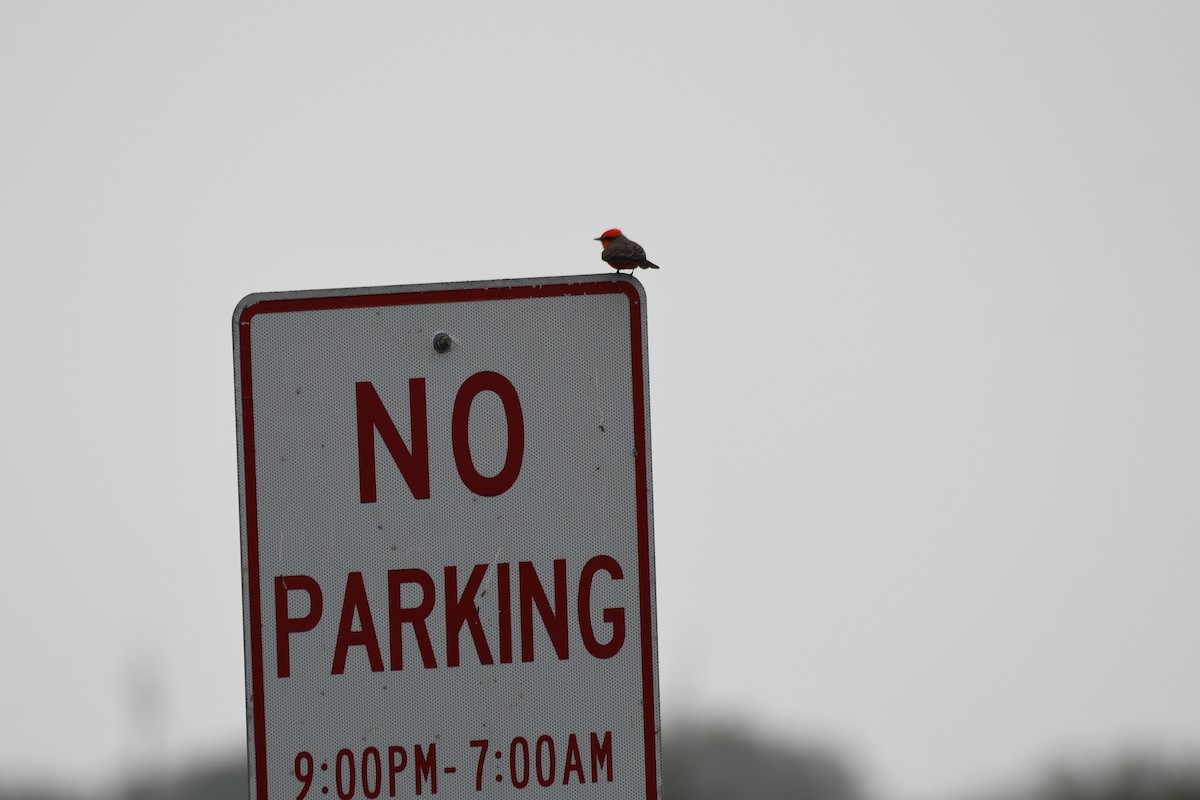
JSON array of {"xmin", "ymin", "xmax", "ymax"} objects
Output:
[{"xmin": 3, "ymin": 724, "xmax": 1199, "ymax": 800}]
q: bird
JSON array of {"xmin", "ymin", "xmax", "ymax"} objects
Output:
[{"xmin": 594, "ymin": 229, "xmax": 661, "ymax": 274}]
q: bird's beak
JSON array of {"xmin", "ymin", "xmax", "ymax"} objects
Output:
[{"xmin": 593, "ymin": 237, "xmax": 603, "ymax": 241}]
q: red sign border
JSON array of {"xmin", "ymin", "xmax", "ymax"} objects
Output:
[{"xmin": 234, "ymin": 277, "xmax": 657, "ymax": 800}]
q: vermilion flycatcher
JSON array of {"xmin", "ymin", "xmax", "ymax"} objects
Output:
[{"xmin": 594, "ymin": 229, "xmax": 661, "ymax": 273}]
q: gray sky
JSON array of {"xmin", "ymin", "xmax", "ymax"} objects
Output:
[{"xmin": 2, "ymin": 3, "xmax": 1198, "ymax": 799}]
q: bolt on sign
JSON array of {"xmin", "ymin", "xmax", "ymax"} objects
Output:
[{"xmin": 232, "ymin": 275, "xmax": 661, "ymax": 800}]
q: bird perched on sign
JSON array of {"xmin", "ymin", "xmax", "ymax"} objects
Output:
[{"xmin": 594, "ymin": 229, "xmax": 661, "ymax": 274}]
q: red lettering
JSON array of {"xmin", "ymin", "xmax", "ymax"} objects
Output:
[
  {"xmin": 451, "ymin": 371, "xmax": 525, "ymax": 497},
  {"xmin": 362, "ymin": 748, "xmax": 382, "ymax": 799},
  {"xmin": 388, "ymin": 746, "xmax": 408, "ymax": 797},
  {"xmin": 356, "ymin": 379, "xmax": 430, "ymax": 503},
  {"xmin": 388, "ymin": 569, "xmax": 437, "ymax": 669},
  {"xmin": 519, "ymin": 559, "xmax": 569, "ymax": 662},
  {"xmin": 335, "ymin": 749, "xmax": 355, "ymax": 799},
  {"xmin": 275, "ymin": 575, "xmax": 323, "ymax": 678},
  {"xmin": 536, "ymin": 735, "xmax": 555, "ymax": 787},
  {"xmin": 590, "ymin": 731, "xmax": 613, "ymax": 783},
  {"xmin": 332, "ymin": 572, "xmax": 384, "ymax": 674},
  {"xmin": 562, "ymin": 733, "xmax": 585, "ymax": 785},
  {"xmin": 578, "ymin": 555, "xmax": 626, "ymax": 659},
  {"xmin": 415, "ymin": 743, "xmax": 437, "ymax": 796},
  {"xmin": 510, "ymin": 737, "xmax": 530, "ymax": 788},
  {"xmin": 275, "ymin": 556, "xmax": 626, "ymax": 678},
  {"xmin": 497, "ymin": 562, "xmax": 513, "ymax": 664},
  {"xmin": 444, "ymin": 564, "xmax": 494, "ymax": 667}
]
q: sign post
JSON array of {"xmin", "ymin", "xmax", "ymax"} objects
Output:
[{"xmin": 233, "ymin": 275, "xmax": 660, "ymax": 799}]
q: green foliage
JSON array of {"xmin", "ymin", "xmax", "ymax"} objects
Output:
[
  {"xmin": 1024, "ymin": 755, "xmax": 1200, "ymax": 800},
  {"xmin": 662, "ymin": 723, "xmax": 863, "ymax": 800}
]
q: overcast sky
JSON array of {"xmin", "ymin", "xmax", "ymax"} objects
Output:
[{"xmin": 2, "ymin": 3, "xmax": 1198, "ymax": 799}]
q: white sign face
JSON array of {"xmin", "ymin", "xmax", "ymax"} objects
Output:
[{"xmin": 233, "ymin": 275, "xmax": 660, "ymax": 800}]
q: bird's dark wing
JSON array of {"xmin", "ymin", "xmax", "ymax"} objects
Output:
[{"xmin": 602, "ymin": 237, "xmax": 647, "ymax": 263}]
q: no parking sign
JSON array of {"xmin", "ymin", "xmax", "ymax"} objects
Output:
[{"xmin": 233, "ymin": 275, "xmax": 660, "ymax": 799}]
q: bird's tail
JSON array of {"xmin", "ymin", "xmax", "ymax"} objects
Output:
[{"xmin": 640, "ymin": 260, "xmax": 661, "ymax": 270}]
